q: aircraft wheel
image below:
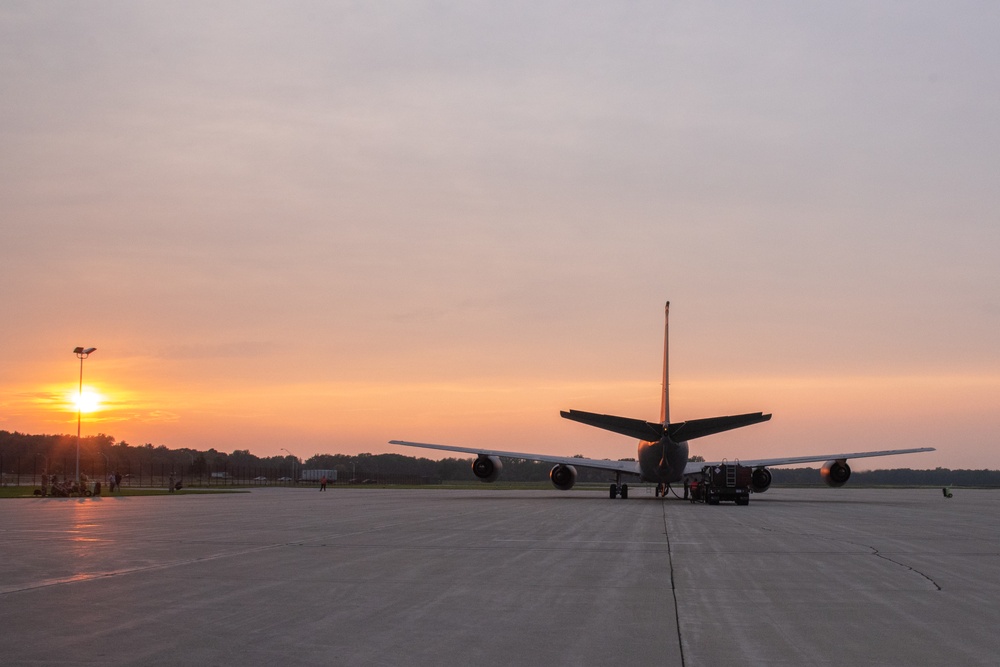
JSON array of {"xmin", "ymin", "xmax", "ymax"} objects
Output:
[
  {"xmin": 609, "ymin": 484, "xmax": 618, "ymax": 499},
  {"xmin": 620, "ymin": 484, "xmax": 628, "ymax": 499}
]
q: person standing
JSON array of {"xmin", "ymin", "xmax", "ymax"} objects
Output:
[{"xmin": 320, "ymin": 475, "xmax": 327, "ymax": 491}]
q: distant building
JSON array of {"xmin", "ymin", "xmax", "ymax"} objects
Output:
[{"xmin": 299, "ymin": 469, "xmax": 337, "ymax": 482}]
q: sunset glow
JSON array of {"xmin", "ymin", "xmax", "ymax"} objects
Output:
[{"xmin": 70, "ymin": 389, "xmax": 103, "ymax": 415}]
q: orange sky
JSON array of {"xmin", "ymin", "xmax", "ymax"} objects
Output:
[
  {"xmin": 2, "ymin": 4, "xmax": 999, "ymax": 470},
  {"xmin": 3, "ymin": 333, "xmax": 997, "ymax": 470}
]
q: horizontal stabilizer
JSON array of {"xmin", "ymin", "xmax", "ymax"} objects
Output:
[
  {"xmin": 668, "ymin": 412, "xmax": 772, "ymax": 441},
  {"xmin": 559, "ymin": 410, "xmax": 664, "ymax": 441},
  {"xmin": 562, "ymin": 409, "xmax": 771, "ymax": 442}
]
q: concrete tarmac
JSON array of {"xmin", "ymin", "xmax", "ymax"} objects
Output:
[{"xmin": 1, "ymin": 487, "xmax": 997, "ymax": 666}]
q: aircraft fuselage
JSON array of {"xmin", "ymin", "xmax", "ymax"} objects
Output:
[{"xmin": 638, "ymin": 437, "xmax": 689, "ymax": 484}]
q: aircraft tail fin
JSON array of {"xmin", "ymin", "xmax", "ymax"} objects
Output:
[
  {"xmin": 561, "ymin": 301, "xmax": 771, "ymax": 445},
  {"xmin": 661, "ymin": 301, "xmax": 670, "ymax": 425}
]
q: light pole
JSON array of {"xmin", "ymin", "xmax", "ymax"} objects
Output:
[
  {"xmin": 73, "ymin": 347, "xmax": 97, "ymax": 484},
  {"xmin": 281, "ymin": 448, "xmax": 297, "ymax": 484}
]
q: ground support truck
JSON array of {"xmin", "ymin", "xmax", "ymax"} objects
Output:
[{"xmin": 688, "ymin": 462, "xmax": 752, "ymax": 506}]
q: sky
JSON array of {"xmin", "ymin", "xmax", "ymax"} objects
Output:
[{"xmin": 2, "ymin": 2, "xmax": 998, "ymax": 470}]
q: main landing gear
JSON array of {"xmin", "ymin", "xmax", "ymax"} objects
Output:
[
  {"xmin": 609, "ymin": 483, "xmax": 629, "ymax": 499},
  {"xmin": 609, "ymin": 473, "xmax": 629, "ymax": 499}
]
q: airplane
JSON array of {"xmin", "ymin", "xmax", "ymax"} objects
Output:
[{"xmin": 390, "ymin": 302, "xmax": 935, "ymax": 499}]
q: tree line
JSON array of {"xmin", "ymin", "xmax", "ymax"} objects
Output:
[
  {"xmin": 2, "ymin": 430, "xmax": 996, "ymax": 487},
  {"xmin": 0, "ymin": 430, "xmax": 628, "ymax": 484}
]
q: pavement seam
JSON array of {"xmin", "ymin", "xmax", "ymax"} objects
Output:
[
  {"xmin": 662, "ymin": 501, "xmax": 687, "ymax": 667},
  {"xmin": 721, "ymin": 516, "xmax": 946, "ymax": 591},
  {"xmin": 859, "ymin": 544, "xmax": 943, "ymax": 591}
]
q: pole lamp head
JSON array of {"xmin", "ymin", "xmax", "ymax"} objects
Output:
[{"xmin": 74, "ymin": 347, "xmax": 97, "ymax": 357}]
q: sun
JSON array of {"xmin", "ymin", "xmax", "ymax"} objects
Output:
[{"xmin": 71, "ymin": 389, "xmax": 104, "ymax": 414}]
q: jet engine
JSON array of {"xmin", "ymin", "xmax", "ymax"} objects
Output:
[
  {"xmin": 750, "ymin": 467, "xmax": 772, "ymax": 493},
  {"xmin": 472, "ymin": 455, "xmax": 503, "ymax": 483},
  {"xmin": 549, "ymin": 464, "xmax": 578, "ymax": 491},
  {"xmin": 821, "ymin": 459, "xmax": 851, "ymax": 487}
]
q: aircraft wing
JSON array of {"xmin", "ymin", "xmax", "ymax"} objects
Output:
[
  {"xmin": 683, "ymin": 446, "xmax": 936, "ymax": 475},
  {"xmin": 389, "ymin": 440, "xmax": 642, "ymax": 475}
]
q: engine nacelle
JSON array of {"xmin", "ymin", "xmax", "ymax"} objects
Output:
[
  {"xmin": 821, "ymin": 459, "xmax": 851, "ymax": 487},
  {"xmin": 472, "ymin": 455, "xmax": 503, "ymax": 483},
  {"xmin": 751, "ymin": 467, "xmax": 772, "ymax": 493},
  {"xmin": 549, "ymin": 464, "xmax": 578, "ymax": 491}
]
